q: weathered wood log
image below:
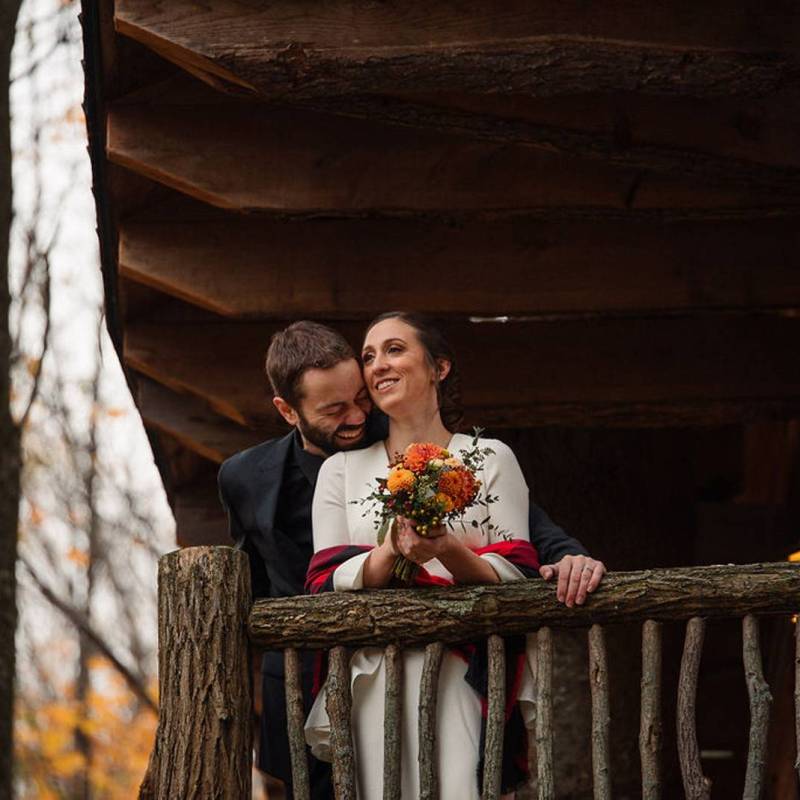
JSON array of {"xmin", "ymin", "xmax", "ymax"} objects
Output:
[
  {"xmin": 120, "ymin": 212, "xmax": 800, "ymax": 319},
  {"xmin": 482, "ymin": 635, "xmax": 505, "ymax": 800},
  {"xmin": 126, "ymin": 316, "xmax": 800, "ymax": 432},
  {"xmin": 796, "ymin": 620, "xmax": 800, "ymax": 789},
  {"xmin": 136, "ymin": 376, "xmax": 262, "ymax": 463},
  {"xmin": 249, "ymin": 563, "xmax": 800, "ymax": 649},
  {"xmin": 639, "ymin": 620, "xmax": 662, "ymax": 800},
  {"xmin": 534, "ymin": 629, "xmax": 554, "ymax": 800},
  {"xmin": 383, "ymin": 644, "xmax": 402, "ymax": 800},
  {"xmin": 138, "ymin": 547, "xmax": 251, "ymax": 800},
  {"xmin": 742, "ymin": 615, "xmax": 772, "ymax": 800},
  {"xmin": 299, "ymin": 93, "xmax": 800, "ymax": 197},
  {"xmin": 677, "ymin": 618, "xmax": 710, "ymax": 800},
  {"xmin": 115, "ymin": 0, "xmax": 800, "ymax": 99},
  {"xmin": 285, "ymin": 648, "xmax": 311, "ymax": 800},
  {"xmin": 326, "ymin": 647, "xmax": 355, "ymax": 800},
  {"xmin": 419, "ymin": 642, "xmax": 444, "ymax": 800},
  {"xmin": 106, "ymin": 100, "xmax": 788, "ymax": 216},
  {"xmin": 588, "ymin": 626, "xmax": 611, "ymax": 800}
]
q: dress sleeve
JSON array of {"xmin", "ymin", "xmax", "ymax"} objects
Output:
[
  {"xmin": 475, "ymin": 439, "xmax": 539, "ymax": 582},
  {"xmin": 310, "ymin": 453, "xmax": 372, "ymax": 592}
]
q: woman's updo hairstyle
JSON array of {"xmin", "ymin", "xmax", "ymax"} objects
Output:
[{"xmin": 365, "ymin": 311, "xmax": 464, "ymax": 432}]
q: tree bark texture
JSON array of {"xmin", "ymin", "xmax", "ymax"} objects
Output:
[
  {"xmin": 326, "ymin": 647, "xmax": 355, "ymax": 800},
  {"xmin": 138, "ymin": 547, "xmax": 252, "ymax": 800},
  {"xmin": 534, "ymin": 628, "xmax": 554, "ymax": 800},
  {"xmin": 383, "ymin": 644, "xmax": 402, "ymax": 800},
  {"xmin": 418, "ymin": 642, "xmax": 444, "ymax": 800},
  {"xmin": 249, "ymin": 563, "xmax": 800, "ymax": 650},
  {"xmin": 588, "ymin": 626, "xmax": 611, "ymax": 800},
  {"xmin": 285, "ymin": 648, "xmax": 311, "ymax": 800},
  {"xmin": 742, "ymin": 615, "xmax": 772, "ymax": 800},
  {"xmin": 677, "ymin": 618, "xmax": 710, "ymax": 800},
  {"xmin": 0, "ymin": 3, "xmax": 22, "ymax": 798},
  {"xmin": 639, "ymin": 621, "xmax": 663, "ymax": 800},
  {"xmin": 482, "ymin": 635, "xmax": 505, "ymax": 800}
]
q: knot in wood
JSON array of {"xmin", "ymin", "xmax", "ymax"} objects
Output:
[
  {"xmin": 277, "ymin": 42, "xmax": 311, "ymax": 82},
  {"xmin": 478, "ymin": 594, "xmax": 500, "ymax": 616}
]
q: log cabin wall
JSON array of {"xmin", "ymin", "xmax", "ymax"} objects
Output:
[{"xmin": 81, "ymin": 2, "xmax": 800, "ymax": 797}]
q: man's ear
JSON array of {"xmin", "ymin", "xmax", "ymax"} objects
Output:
[{"xmin": 273, "ymin": 396, "xmax": 300, "ymax": 427}]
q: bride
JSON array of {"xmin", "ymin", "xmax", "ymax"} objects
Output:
[{"xmin": 305, "ymin": 312, "xmax": 540, "ymax": 799}]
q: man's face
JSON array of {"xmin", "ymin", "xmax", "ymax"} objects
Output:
[{"xmin": 290, "ymin": 359, "xmax": 371, "ymax": 456}]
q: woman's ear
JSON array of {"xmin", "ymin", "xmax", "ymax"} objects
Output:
[{"xmin": 436, "ymin": 359, "xmax": 451, "ymax": 382}]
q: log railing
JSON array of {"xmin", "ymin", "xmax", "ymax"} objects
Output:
[{"xmin": 140, "ymin": 549, "xmax": 800, "ymax": 799}]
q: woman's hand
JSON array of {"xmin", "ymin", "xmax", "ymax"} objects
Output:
[{"xmin": 394, "ymin": 516, "xmax": 449, "ymax": 565}]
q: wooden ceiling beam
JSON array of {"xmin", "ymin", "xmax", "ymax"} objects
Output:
[
  {"xmin": 302, "ymin": 93, "xmax": 800, "ymax": 196},
  {"xmin": 136, "ymin": 376, "xmax": 265, "ymax": 463},
  {"xmin": 124, "ymin": 316, "xmax": 800, "ymax": 429},
  {"xmin": 119, "ymin": 213, "xmax": 800, "ymax": 319},
  {"xmin": 106, "ymin": 102, "xmax": 790, "ymax": 215},
  {"xmin": 115, "ymin": 0, "xmax": 800, "ymax": 99}
]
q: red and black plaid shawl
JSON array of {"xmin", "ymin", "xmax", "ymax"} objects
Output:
[{"xmin": 305, "ymin": 538, "xmax": 540, "ymax": 793}]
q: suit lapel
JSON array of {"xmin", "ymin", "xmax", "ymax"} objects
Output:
[{"xmin": 254, "ymin": 431, "xmax": 294, "ymax": 536}]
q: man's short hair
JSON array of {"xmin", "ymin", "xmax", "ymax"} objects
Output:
[{"xmin": 265, "ymin": 321, "xmax": 355, "ymax": 408}]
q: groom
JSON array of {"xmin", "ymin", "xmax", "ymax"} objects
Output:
[{"xmin": 218, "ymin": 320, "xmax": 605, "ymax": 799}]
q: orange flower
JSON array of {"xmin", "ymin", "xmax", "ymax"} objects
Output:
[
  {"xmin": 437, "ymin": 468, "xmax": 479, "ymax": 508},
  {"xmin": 404, "ymin": 442, "xmax": 449, "ymax": 473},
  {"xmin": 434, "ymin": 492, "xmax": 455, "ymax": 513},
  {"xmin": 387, "ymin": 467, "xmax": 415, "ymax": 495}
]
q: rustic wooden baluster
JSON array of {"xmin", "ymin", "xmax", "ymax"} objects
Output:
[
  {"xmin": 284, "ymin": 648, "xmax": 311, "ymax": 800},
  {"xmin": 588, "ymin": 625, "xmax": 611, "ymax": 800},
  {"xmin": 640, "ymin": 620, "xmax": 662, "ymax": 800},
  {"xmin": 482, "ymin": 635, "xmax": 506, "ymax": 800},
  {"xmin": 796, "ymin": 615, "xmax": 800, "ymax": 789},
  {"xmin": 535, "ymin": 628, "xmax": 555, "ymax": 800},
  {"xmin": 742, "ymin": 615, "xmax": 772, "ymax": 800},
  {"xmin": 419, "ymin": 642, "xmax": 444, "ymax": 800},
  {"xmin": 327, "ymin": 646, "xmax": 356, "ymax": 800},
  {"xmin": 383, "ymin": 644, "xmax": 403, "ymax": 800},
  {"xmin": 677, "ymin": 617, "xmax": 709, "ymax": 800}
]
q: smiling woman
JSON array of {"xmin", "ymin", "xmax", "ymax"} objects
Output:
[{"xmin": 305, "ymin": 312, "xmax": 541, "ymax": 799}]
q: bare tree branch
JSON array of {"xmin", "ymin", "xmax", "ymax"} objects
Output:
[{"xmin": 18, "ymin": 555, "xmax": 158, "ymax": 715}]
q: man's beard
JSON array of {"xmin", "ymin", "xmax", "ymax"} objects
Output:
[{"xmin": 296, "ymin": 412, "xmax": 366, "ymax": 455}]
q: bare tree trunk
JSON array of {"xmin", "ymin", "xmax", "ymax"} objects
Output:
[
  {"xmin": 0, "ymin": 3, "xmax": 23, "ymax": 799},
  {"xmin": 74, "ymin": 324, "xmax": 103, "ymax": 800}
]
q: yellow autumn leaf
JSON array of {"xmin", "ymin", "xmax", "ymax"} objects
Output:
[
  {"xmin": 28, "ymin": 503, "xmax": 45, "ymax": 526},
  {"xmin": 66, "ymin": 546, "xmax": 90, "ymax": 567}
]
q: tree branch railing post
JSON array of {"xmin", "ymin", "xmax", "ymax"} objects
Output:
[
  {"xmin": 139, "ymin": 547, "xmax": 253, "ymax": 800},
  {"xmin": 141, "ymin": 556, "xmax": 800, "ymax": 798}
]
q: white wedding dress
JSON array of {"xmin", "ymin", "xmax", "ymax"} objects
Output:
[{"xmin": 305, "ymin": 433, "xmax": 536, "ymax": 799}]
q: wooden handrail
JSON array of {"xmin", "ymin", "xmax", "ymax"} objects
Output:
[{"xmin": 248, "ymin": 562, "xmax": 800, "ymax": 650}]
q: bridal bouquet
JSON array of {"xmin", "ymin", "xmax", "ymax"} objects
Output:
[{"xmin": 357, "ymin": 430, "xmax": 496, "ymax": 583}]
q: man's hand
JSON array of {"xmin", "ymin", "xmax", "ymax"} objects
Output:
[{"xmin": 539, "ymin": 555, "xmax": 606, "ymax": 607}]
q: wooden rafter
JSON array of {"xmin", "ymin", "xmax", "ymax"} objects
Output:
[
  {"xmin": 115, "ymin": 0, "xmax": 800, "ymax": 99},
  {"xmin": 119, "ymin": 212, "xmax": 800, "ymax": 319},
  {"xmin": 106, "ymin": 101, "xmax": 794, "ymax": 216},
  {"xmin": 124, "ymin": 316, "xmax": 800, "ymax": 429}
]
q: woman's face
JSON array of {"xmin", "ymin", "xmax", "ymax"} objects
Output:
[{"xmin": 361, "ymin": 318, "xmax": 445, "ymax": 417}]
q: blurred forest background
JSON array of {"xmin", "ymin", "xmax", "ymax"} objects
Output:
[{"xmin": 9, "ymin": 0, "xmax": 175, "ymax": 796}]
